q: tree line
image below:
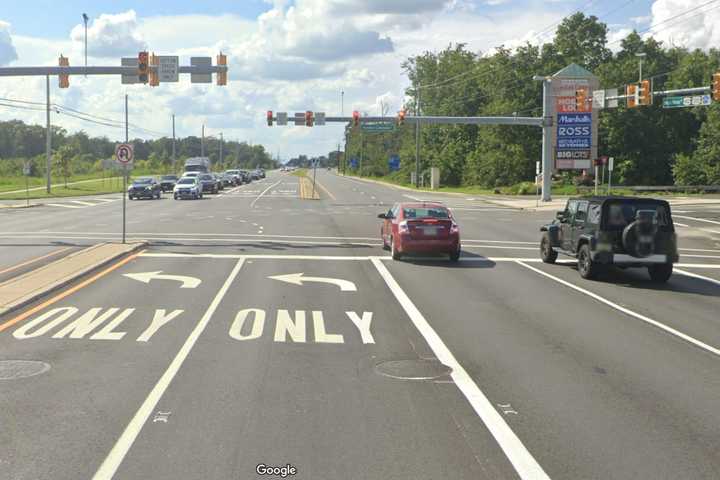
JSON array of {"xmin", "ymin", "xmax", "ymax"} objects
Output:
[
  {"xmin": 0, "ymin": 119, "xmax": 278, "ymax": 180},
  {"xmin": 344, "ymin": 13, "xmax": 720, "ymax": 188}
]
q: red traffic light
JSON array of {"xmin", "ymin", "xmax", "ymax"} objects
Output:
[
  {"xmin": 352, "ymin": 110, "xmax": 360, "ymax": 127},
  {"xmin": 137, "ymin": 51, "xmax": 149, "ymax": 83},
  {"xmin": 305, "ymin": 110, "xmax": 314, "ymax": 127},
  {"xmin": 267, "ymin": 111, "xmax": 273, "ymax": 126}
]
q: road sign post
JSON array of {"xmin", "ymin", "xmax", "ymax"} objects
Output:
[
  {"xmin": 116, "ymin": 142, "xmax": 134, "ymax": 244},
  {"xmin": 608, "ymin": 157, "xmax": 614, "ymax": 194}
]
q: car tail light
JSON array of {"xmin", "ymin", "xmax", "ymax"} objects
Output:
[
  {"xmin": 450, "ymin": 222, "xmax": 459, "ymax": 234},
  {"xmin": 399, "ymin": 221, "xmax": 409, "ymax": 234}
]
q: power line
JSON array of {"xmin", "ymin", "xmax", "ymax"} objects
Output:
[{"xmin": 0, "ymin": 102, "xmax": 46, "ymax": 112}]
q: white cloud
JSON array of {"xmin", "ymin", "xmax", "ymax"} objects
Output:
[
  {"xmin": 0, "ymin": 21, "xmax": 18, "ymax": 65},
  {"xmin": 647, "ymin": 0, "xmax": 720, "ymax": 50},
  {"xmin": 70, "ymin": 10, "xmax": 146, "ymax": 58}
]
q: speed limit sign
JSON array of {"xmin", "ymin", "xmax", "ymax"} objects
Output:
[{"xmin": 115, "ymin": 143, "xmax": 134, "ymax": 165}]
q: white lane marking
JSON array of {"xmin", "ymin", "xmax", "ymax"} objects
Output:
[
  {"xmin": 674, "ymin": 215, "xmax": 720, "ymax": 226},
  {"xmin": 681, "ymin": 254, "xmax": 720, "ymax": 259},
  {"xmin": 251, "ymin": 179, "xmax": 283, "ymax": 208},
  {"xmin": 463, "ymin": 245, "xmax": 537, "ymax": 251},
  {"xmin": 69, "ymin": 200, "xmax": 100, "ymax": 207},
  {"xmin": 463, "ymin": 239, "xmax": 536, "ymax": 245},
  {"xmin": 92, "ymin": 259, "xmax": 245, "ymax": 479},
  {"xmin": 90, "ymin": 198, "xmax": 117, "ymax": 203},
  {"xmin": 371, "ymin": 258, "xmax": 550, "ymax": 480},
  {"xmin": 45, "ymin": 203, "xmax": 85, "ymax": 209},
  {"xmin": 674, "ymin": 222, "xmax": 689, "ymax": 228},
  {"xmin": 679, "ymin": 247, "xmax": 720, "ymax": 253},
  {"xmin": 515, "ymin": 261, "xmax": 720, "ymax": 357},
  {"xmin": 268, "ymin": 272, "xmax": 357, "ymax": 291},
  {"xmin": 674, "ymin": 268, "xmax": 720, "ymax": 287}
]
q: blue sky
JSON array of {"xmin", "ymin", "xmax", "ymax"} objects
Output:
[{"xmin": 0, "ymin": 0, "xmax": 713, "ymax": 158}]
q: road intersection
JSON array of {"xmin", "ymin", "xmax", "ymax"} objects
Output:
[{"xmin": 0, "ymin": 170, "xmax": 719, "ymax": 479}]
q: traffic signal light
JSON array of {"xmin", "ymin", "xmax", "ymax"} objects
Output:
[
  {"xmin": 713, "ymin": 72, "xmax": 720, "ymax": 102},
  {"xmin": 267, "ymin": 111, "xmax": 273, "ymax": 126},
  {"xmin": 217, "ymin": 52, "xmax": 227, "ymax": 86},
  {"xmin": 397, "ymin": 110, "xmax": 406, "ymax": 125},
  {"xmin": 352, "ymin": 110, "xmax": 360, "ymax": 127},
  {"xmin": 626, "ymin": 84, "xmax": 638, "ymax": 108},
  {"xmin": 58, "ymin": 55, "xmax": 69, "ymax": 88},
  {"xmin": 137, "ymin": 51, "xmax": 149, "ymax": 83},
  {"xmin": 638, "ymin": 80, "xmax": 652, "ymax": 105},
  {"xmin": 305, "ymin": 111, "xmax": 314, "ymax": 127},
  {"xmin": 148, "ymin": 53, "xmax": 159, "ymax": 87},
  {"xmin": 575, "ymin": 88, "xmax": 587, "ymax": 112}
]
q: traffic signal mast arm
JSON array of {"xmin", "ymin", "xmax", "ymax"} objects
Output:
[{"xmin": 266, "ymin": 113, "xmax": 546, "ymax": 127}]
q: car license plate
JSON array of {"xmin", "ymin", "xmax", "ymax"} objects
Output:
[{"xmin": 422, "ymin": 226, "xmax": 438, "ymax": 236}]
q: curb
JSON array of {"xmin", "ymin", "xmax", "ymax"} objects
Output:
[
  {"xmin": 0, "ymin": 241, "xmax": 147, "ymax": 318},
  {"xmin": 0, "ymin": 203, "xmax": 45, "ymax": 210}
]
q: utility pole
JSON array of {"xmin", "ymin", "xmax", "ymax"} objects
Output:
[
  {"xmin": 415, "ymin": 86, "xmax": 420, "ymax": 188},
  {"xmin": 636, "ymin": 52, "xmax": 646, "ymax": 82},
  {"xmin": 171, "ymin": 114, "xmax": 176, "ymax": 173},
  {"xmin": 45, "ymin": 75, "xmax": 51, "ymax": 194},
  {"xmin": 201, "ymin": 124, "xmax": 205, "ymax": 156},
  {"xmin": 219, "ymin": 132, "xmax": 223, "ymax": 167},
  {"xmin": 82, "ymin": 13, "xmax": 89, "ymax": 77}
]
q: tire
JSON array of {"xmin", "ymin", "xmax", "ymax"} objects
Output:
[
  {"xmin": 381, "ymin": 230, "xmax": 390, "ymax": 250},
  {"xmin": 174, "ymin": 194, "xmax": 178, "ymax": 200},
  {"xmin": 391, "ymin": 236, "xmax": 402, "ymax": 260},
  {"xmin": 540, "ymin": 233, "xmax": 558, "ymax": 264},
  {"xmin": 648, "ymin": 263, "xmax": 673, "ymax": 283},
  {"xmin": 449, "ymin": 246, "xmax": 461, "ymax": 262},
  {"xmin": 577, "ymin": 244, "xmax": 599, "ymax": 280},
  {"xmin": 128, "ymin": 195, "xmax": 133, "ymax": 200},
  {"xmin": 199, "ymin": 192, "xmax": 203, "ymax": 199}
]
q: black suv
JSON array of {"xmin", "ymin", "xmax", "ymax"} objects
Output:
[
  {"xmin": 159, "ymin": 175, "xmax": 178, "ymax": 192},
  {"xmin": 540, "ymin": 196, "xmax": 679, "ymax": 282},
  {"xmin": 128, "ymin": 177, "xmax": 161, "ymax": 200}
]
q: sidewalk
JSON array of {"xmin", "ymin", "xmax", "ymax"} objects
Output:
[{"xmin": 0, "ymin": 241, "xmax": 146, "ymax": 317}]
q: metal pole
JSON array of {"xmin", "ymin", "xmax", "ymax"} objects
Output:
[
  {"xmin": 83, "ymin": 15, "xmax": 88, "ymax": 77},
  {"xmin": 45, "ymin": 75, "xmax": 51, "ymax": 194},
  {"xmin": 415, "ymin": 86, "xmax": 420, "ymax": 188},
  {"xmin": 123, "ymin": 94, "xmax": 128, "ymax": 245},
  {"xmin": 172, "ymin": 114, "xmax": 176, "ymax": 173},
  {"xmin": 219, "ymin": 132, "xmax": 223, "ymax": 167},
  {"xmin": 541, "ymin": 79, "xmax": 553, "ymax": 202},
  {"xmin": 608, "ymin": 170, "xmax": 612, "ymax": 194},
  {"xmin": 311, "ymin": 160, "xmax": 317, "ymax": 199},
  {"xmin": 201, "ymin": 124, "xmax": 205, "ymax": 156},
  {"xmin": 594, "ymin": 165, "xmax": 598, "ymax": 195},
  {"xmin": 639, "ymin": 58, "xmax": 643, "ymax": 83}
]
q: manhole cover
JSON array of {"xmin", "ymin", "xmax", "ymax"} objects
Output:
[
  {"xmin": 375, "ymin": 359, "xmax": 452, "ymax": 380},
  {"xmin": 0, "ymin": 360, "xmax": 51, "ymax": 380}
]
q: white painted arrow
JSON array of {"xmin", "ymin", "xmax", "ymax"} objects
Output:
[
  {"xmin": 268, "ymin": 273, "xmax": 357, "ymax": 292},
  {"xmin": 123, "ymin": 271, "xmax": 201, "ymax": 289}
]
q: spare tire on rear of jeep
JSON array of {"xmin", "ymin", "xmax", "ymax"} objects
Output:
[{"xmin": 622, "ymin": 210, "xmax": 658, "ymax": 258}]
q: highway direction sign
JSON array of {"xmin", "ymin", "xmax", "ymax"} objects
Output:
[
  {"xmin": 663, "ymin": 95, "xmax": 712, "ymax": 108},
  {"xmin": 115, "ymin": 143, "xmax": 134, "ymax": 165},
  {"xmin": 158, "ymin": 56, "xmax": 179, "ymax": 82}
]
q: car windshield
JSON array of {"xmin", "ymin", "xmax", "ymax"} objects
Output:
[
  {"xmin": 403, "ymin": 207, "xmax": 450, "ymax": 219},
  {"xmin": 162, "ymin": 175, "xmax": 177, "ymax": 180},
  {"xmin": 604, "ymin": 201, "xmax": 671, "ymax": 229},
  {"xmin": 200, "ymin": 175, "xmax": 213, "ymax": 180},
  {"xmin": 132, "ymin": 178, "xmax": 152, "ymax": 184},
  {"xmin": 177, "ymin": 178, "xmax": 195, "ymax": 185}
]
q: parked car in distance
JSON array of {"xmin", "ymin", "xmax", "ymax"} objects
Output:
[
  {"xmin": 378, "ymin": 202, "xmax": 461, "ymax": 261},
  {"xmin": 250, "ymin": 170, "xmax": 261, "ymax": 181},
  {"xmin": 159, "ymin": 174, "xmax": 178, "ymax": 192},
  {"xmin": 540, "ymin": 196, "xmax": 679, "ymax": 282},
  {"xmin": 212, "ymin": 173, "xmax": 224, "ymax": 191},
  {"xmin": 240, "ymin": 170, "xmax": 251, "ymax": 183},
  {"xmin": 181, "ymin": 171, "xmax": 200, "ymax": 179},
  {"xmin": 225, "ymin": 170, "xmax": 241, "ymax": 185},
  {"xmin": 199, "ymin": 173, "xmax": 219, "ymax": 194},
  {"xmin": 128, "ymin": 177, "xmax": 161, "ymax": 200},
  {"xmin": 173, "ymin": 177, "xmax": 203, "ymax": 200},
  {"xmin": 258, "ymin": 168, "xmax": 266, "ymax": 178}
]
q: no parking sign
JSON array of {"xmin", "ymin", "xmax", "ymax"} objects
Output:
[{"xmin": 115, "ymin": 143, "xmax": 134, "ymax": 166}]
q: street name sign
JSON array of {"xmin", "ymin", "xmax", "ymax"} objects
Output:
[{"xmin": 158, "ymin": 56, "xmax": 179, "ymax": 82}]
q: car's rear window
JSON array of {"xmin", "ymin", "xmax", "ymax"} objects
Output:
[
  {"xmin": 403, "ymin": 207, "xmax": 450, "ymax": 219},
  {"xmin": 603, "ymin": 201, "xmax": 671, "ymax": 229},
  {"xmin": 177, "ymin": 178, "xmax": 195, "ymax": 184},
  {"xmin": 162, "ymin": 175, "xmax": 177, "ymax": 180},
  {"xmin": 133, "ymin": 178, "xmax": 152, "ymax": 184}
]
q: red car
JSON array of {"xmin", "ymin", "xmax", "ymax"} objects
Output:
[{"xmin": 378, "ymin": 202, "xmax": 461, "ymax": 261}]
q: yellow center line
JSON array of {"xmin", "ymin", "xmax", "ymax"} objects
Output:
[
  {"xmin": 0, "ymin": 250, "xmax": 144, "ymax": 333},
  {"xmin": 0, "ymin": 247, "xmax": 74, "ymax": 277},
  {"xmin": 313, "ymin": 178, "xmax": 336, "ymax": 201}
]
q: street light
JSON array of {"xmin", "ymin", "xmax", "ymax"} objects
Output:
[
  {"xmin": 82, "ymin": 13, "xmax": 89, "ymax": 77},
  {"xmin": 635, "ymin": 52, "xmax": 647, "ymax": 82}
]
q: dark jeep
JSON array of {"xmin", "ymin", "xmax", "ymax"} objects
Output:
[{"xmin": 540, "ymin": 196, "xmax": 679, "ymax": 282}]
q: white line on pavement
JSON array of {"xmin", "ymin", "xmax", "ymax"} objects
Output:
[
  {"xmin": 463, "ymin": 245, "xmax": 537, "ymax": 251},
  {"xmin": 45, "ymin": 203, "xmax": 85, "ymax": 209},
  {"xmin": 250, "ymin": 179, "xmax": 283, "ymax": 208},
  {"xmin": 675, "ymin": 268, "xmax": 720, "ymax": 287},
  {"xmin": 674, "ymin": 215, "xmax": 720, "ymax": 226},
  {"xmin": 371, "ymin": 258, "xmax": 551, "ymax": 480},
  {"xmin": 69, "ymin": 200, "xmax": 101, "ymax": 206},
  {"xmin": 92, "ymin": 258, "xmax": 245, "ymax": 479},
  {"xmin": 515, "ymin": 261, "xmax": 720, "ymax": 358}
]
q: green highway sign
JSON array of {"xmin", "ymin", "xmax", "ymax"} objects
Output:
[
  {"xmin": 663, "ymin": 95, "xmax": 712, "ymax": 108},
  {"xmin": 361, "ymin": 122, "xmax": 395, "ymax": 132}
]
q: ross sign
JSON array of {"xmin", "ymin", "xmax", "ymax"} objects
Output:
[
  {"xmin": 115, "ymin": 143, "xmax": 134, "ymax": 165},
  {"xmin": 663, "ymin": 95, "xmax": 711, "ymax": 108},
  {"xmin": 361, "ymin": 122, "xmax": 395, "ymax": 132},
  {"xmin": 552, "ymin": 71, "xmax": 598, "ymax": 171},
  {"xmin": 190, "ymin": 57, "xmax": 212, "ymax": 83},
  {"xmin": 388, "ymin": 155, "xmax": 400, "ymax": 172},
  {"xmin": 158, "ymin": 56, "xmax": 179, "ymax": 82}
]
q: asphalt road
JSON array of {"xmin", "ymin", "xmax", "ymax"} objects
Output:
[{"xmin": 0, "ymin": 169, "xmax": 719, "ymax": 480}]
